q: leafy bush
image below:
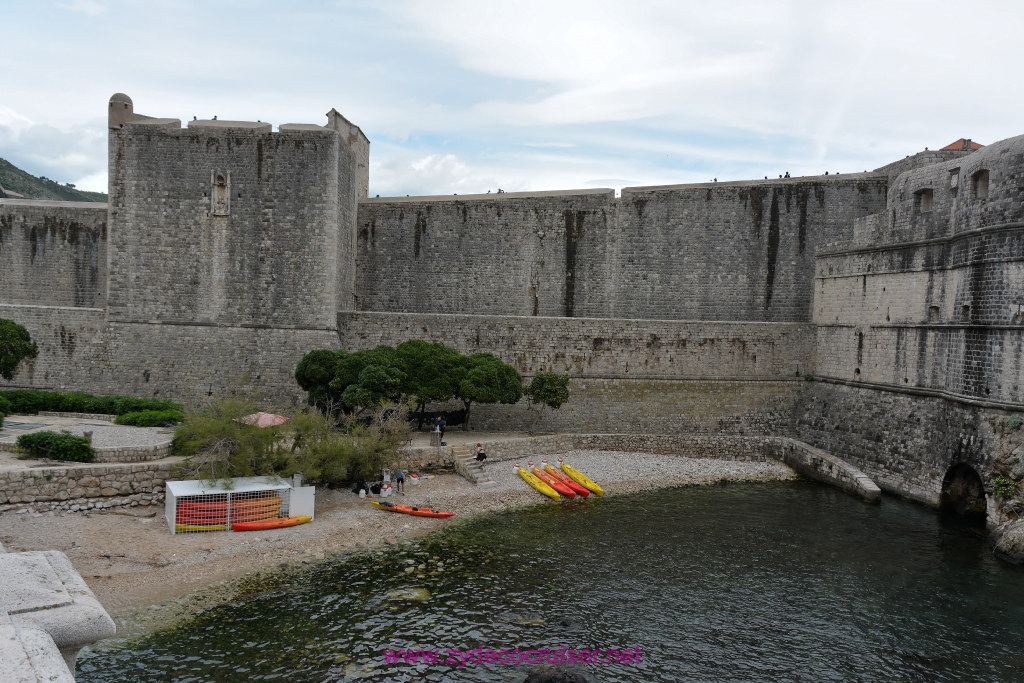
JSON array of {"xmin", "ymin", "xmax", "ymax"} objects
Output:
[
  {"xmin": 994, "ymin": 476, "xmax": 1020, "ymax": 500},
  {"xmin": 0, "ymin": 319, "xmax": 38, "ymax": 380},
  {"xmin": 0, "ymin": 395, "xmax": 12, "ymax": 416},
  {"xmin": 172, "ymin": 396, "xmax": 409, "ymax": 487},
  {"xmin": 0, "ymin": 390, "xmax": 180, "ymax": 416},
  {"xmin": 16, "ymin": 430, "xmax": 94, "ymax": 463},
  {"xmin": 1007, "ymin": 415, "xmax": 1023, "ymax": 432},
  {"xmin": 115, "ymin": 409, "xmax": 184, "ymax": 427},
  {"xmin": 0, "ymin": 390, "xmax": 54, "ymax": 414}
]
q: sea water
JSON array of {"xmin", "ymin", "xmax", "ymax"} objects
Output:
[{"xmin": 76, "ymin": 481, "xmax": 1024, "ymax": 682}]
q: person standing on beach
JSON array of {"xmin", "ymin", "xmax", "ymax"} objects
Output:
[{"xmin": 395, "ymin": 469, "xmax": 406, "ymax": 494}]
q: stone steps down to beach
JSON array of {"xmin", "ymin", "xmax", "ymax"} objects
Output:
[{"xmin": 451, "ymin": 444, "xmax": 497, "ymax": 488}]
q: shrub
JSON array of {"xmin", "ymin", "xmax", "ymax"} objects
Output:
[
  {"xmin": 115, "ymin": 409, "xmax": 184, "ymax": 427},
  {"xmin": 0, "ymin": 389, "xmax": 53, "ymax": 414},
  {"xmin": 0, "ymin": 390, "xmax": 180, "ymax": 416},
  {"xmin": 994, "ymin": 476, "xmax": 1020, "ymax": 500},
  {"xmin": 172, "ymin": 396, "xmax": 409, "ymax": 487},
  {"xmin": 0, "ymin": 395, "xmax": 12, "ymax": 416},
  {"xmin": 1007, "ymin": 415, "xmax": 1023, "ymax": 432},
  {"xmin": 16, "ymin": 430, "xmax": 94, "ymax": 463}
]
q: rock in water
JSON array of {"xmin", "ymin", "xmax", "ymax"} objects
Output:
[
  {"xmin": 386, "ymin": 587, "xmax": 432, "ymax": 602},
  {"xmin": 992, "ymin": 519, "xmax": 1024, "ymax": 565}
]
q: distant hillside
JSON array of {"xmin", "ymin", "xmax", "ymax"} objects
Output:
[{"xmin": 0, "ymin": 157, "xmax": 107, "ymax": 202}]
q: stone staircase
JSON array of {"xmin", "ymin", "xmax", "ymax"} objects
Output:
[{"xmin": 451, "ymin": 444, "xmax": 497, "ymax": 489}]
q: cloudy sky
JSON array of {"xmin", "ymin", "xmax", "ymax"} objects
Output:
[{"xmin": 2, "ymin": 0, "xmax": 1022, "ymax": 197}]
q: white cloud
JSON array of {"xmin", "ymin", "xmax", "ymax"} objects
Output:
[{"xmin": 3, "ymin": 1, "xmax": 1024, "ymax": 197}]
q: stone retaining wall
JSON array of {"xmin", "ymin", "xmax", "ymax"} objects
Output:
[
  {"xmin": 0, "ymin": 460, "xmax": 174, "ymax": 509},
  {"xmin": 39, "ymin": 412, "xmax": 116, "ymax": 421},
  {"xmin": 0, "ymin": 440, "xmax": 173, "ymax": 463}
]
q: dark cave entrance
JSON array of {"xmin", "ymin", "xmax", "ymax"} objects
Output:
[{"xmin": 939, "ymin": 463, "xmax": 987, "ymax": 524}]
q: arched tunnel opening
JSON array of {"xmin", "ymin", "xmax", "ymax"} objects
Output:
[{"xmin": 939, "ymin": 463, "xmax": 988, "ymax": 524}]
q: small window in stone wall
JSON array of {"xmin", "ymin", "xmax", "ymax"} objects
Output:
[
  {"xmin": 928, "ymin": 306, "xmax": 940, "ymax": 323},
  {"xmin": 971, "ymin": 169, "xmax": 989, "ymax": 199},
  {"xmin": 948, "ymin": 168, "xmax": 959, "ymax": 194},
  {"xmin": 914, "ymin": 188, "xmax": 934, "ymax": 213}
]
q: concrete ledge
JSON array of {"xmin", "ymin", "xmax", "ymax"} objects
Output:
[
  {"xmin": 0, "ymin": 615, "xmax": 76, "ymax": 683},
  {"xmin": 0, "ymin": 547, "xmax": 114, "ymax": 681},
  {"xmin": 767, "ymin": 437, "xmax": 882, "ymax": 503}
]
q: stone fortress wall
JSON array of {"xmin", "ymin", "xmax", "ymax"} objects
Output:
[{"xmin": 1, "ymin": 94, "xmax": 1023, "ymax": 520}]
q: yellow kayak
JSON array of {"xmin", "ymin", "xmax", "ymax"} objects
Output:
[
  {"xmin": 561, "ymin": 462, "xmax": 604, "ymax": 495},
  {"xmin": 517, "ymin": 465, "xmax": 560, "ymax": 500},
  {"xmin": 175, "ymin": 523, "xmax": 227, "ymax": 532}
]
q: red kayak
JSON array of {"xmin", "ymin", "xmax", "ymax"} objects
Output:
[
  {"xmin": 232, "ymin": 515, "xmax": 311, "ymax": 531},
  {"xmin": 530, "ymin": 463, "xmax": 575, "ymax": 498},
  {"xmin": 542, "ymin": 461, "xmax": 590, "ymax": 497},
  {"xmin": 371, "ymin": 501, "xmax": 455, "ymax": 518}
]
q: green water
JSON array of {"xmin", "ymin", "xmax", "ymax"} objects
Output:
[{"xmin": 77, "ymin": 481, "xmax": 1024, "ymax": 682}]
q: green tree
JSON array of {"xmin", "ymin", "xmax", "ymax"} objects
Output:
[
  {"xmin": 0, "ymin": 319, "xmax": 39, "ymax": 381},
  {"xmin": 526, "ymin": 372, "xmax": 570, "ymax": 409},
  {"xmin": 294, "ymin": 349, "xmax": 343, "ymax": 411},
  {"xmin": 524, "ymin": 372, "xmax": 570, "ymax": 434},
  {"xmin": 456, "ymin": 352, "xmax": 523, "ymax": 430},
  {"xmin": 396, "ymin": 340, "xmax": 461, "ymax": 427},
  {"xmin": 333, "ymin": 346, "xmax": 407, "ymax": 414}
]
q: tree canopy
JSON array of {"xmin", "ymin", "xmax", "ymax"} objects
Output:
[
  {"xmin": 525, "ymin": 372, "xmax": 571, "ymax": 410},
  {"xmin": 295, "ymin": 341, "xmax": 523, "ymax": 428},
  {"xmin": 0, "ymin": 319, "xmax": 38, "ymax": 381}
]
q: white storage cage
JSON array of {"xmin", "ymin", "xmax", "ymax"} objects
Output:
[{"xmin": 166, "ymin": 476, "xmax": 295, "ymax": 534}]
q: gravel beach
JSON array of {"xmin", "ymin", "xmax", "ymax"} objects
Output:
[{"xmin": 0, "ymin": 448, "xmax": 795, "ymax": 638}]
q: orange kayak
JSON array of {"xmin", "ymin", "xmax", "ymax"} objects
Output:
[
  {"xmin": 531, "ymin": 466, "xmax": 575, "ymax": 498},
  {"xmin": 232, "ymin": 515, "xmax": 311, "ymax": 531},
  {"xmin": 177, "ymin": 498, "xmax": 282, "ymax": 524},
  {"xmin": 543, "ymin": 464, "xmax": 590, "ymax": 497},
  {"xmin": 178, "ymin": 496, "xmax": 282, "ymax": 512},
  {"xmin": 371, "ymin": 501, "xmax": 455, "ymax": 518}
]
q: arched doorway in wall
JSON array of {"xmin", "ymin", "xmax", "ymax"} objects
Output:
[{"xmin": 939, "ymin": 463, "xmax": 987, "ymax": 523}]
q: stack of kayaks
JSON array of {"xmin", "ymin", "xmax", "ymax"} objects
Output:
[
  {"xmin": 175, "ymin": 495, "xmax": 283, "ymax": 532},
  {"xmin": 371, "ymin": 500, "xmax": 455, "ymax": 518},
  {"xmin": 517, "ymin": 458, "xmax": 603, "ymax": 500}
]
